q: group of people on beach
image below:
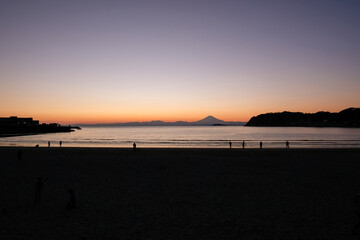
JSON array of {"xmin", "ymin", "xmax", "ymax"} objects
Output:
[
  {"xmin": 14, "ymin": 150, "xmax": 76, "ymax": 210},
  {"xmin": 47, "ymin": 141, "xmax": 62, "ymax": 147},
  {"xmin": 34, "ymin": 141, "xmax": 63, "ymax": 148},
  {"xmin": 228, "ymin": 140, "xmax": 290, "ymax": 149},
  {"xmin": 228, "ymin": 141, "xmax": 246, "ymax": 149},
  {"xmin": 131, "ymin": 141, "xmax": 291, "ymax": 149},
  {"xmin": 37, "ymin": 140, "xmax": 291, "ymax": 149},
  {"xmin": 228, "ymin": 141, "xmax": 247, "ymax": 149},
  {"xmin": 28, "ymin": 139, "xmax": 294, "ymax": 150},
  {"xmin": 33, "ymin": 177, "xmax": 76, "ymax": 210}
]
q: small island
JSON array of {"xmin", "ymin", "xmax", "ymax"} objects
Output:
[
  {"xmin": 0, "ymin": 116, "xmax": 81, "ymax": 137},
  {"xmin": 245, "ymin": 107, "xmax": 360, "ymax": 127}
]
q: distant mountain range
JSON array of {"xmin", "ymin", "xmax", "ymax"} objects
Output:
[
  {"xmin": 78, "ymin": 115, "xmax": 246, "ymax": 127},
  {"xmin": 245, "ymin": 107, "xmax": 360, "ymax": 127}
]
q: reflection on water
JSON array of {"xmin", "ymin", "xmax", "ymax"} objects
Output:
[{"xmin": 1, "ymin": 126, "xmax": 360, "ymax": 148}]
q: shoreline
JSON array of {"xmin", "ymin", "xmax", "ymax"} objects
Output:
[{"xmin": 2, "ymin": 146, "xmax": 360, "ymax": 151}]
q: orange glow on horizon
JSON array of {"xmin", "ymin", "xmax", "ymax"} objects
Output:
[
  {"xmin": 29, "ymin": 114, "xmax": 252, "ymax": 125},
  {"xmin": 3, "ymin": 104, "xmax": 355, "ymax": 125}
]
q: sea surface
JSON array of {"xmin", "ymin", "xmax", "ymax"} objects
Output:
[{"xmin": 1, "ymin": 126, "xmax": 360, "ymax": 148}]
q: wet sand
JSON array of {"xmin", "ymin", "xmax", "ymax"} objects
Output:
[{"xmin": 1, "ymin": 147, "xmax": 360, "ymax": 239}]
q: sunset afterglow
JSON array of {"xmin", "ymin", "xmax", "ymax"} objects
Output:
[{"xmin": 1, "ymin": 1, "xmax": 359, "ymax": 124}]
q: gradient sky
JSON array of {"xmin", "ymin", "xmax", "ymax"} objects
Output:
[{"xmin": 1, "ymin": 0, "xmax": 359, "ymax": 124}]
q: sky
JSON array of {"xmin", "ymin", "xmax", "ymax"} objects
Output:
[{"xmin": 0, "ymin": 0, "xmax": 359, "ymax": 124}]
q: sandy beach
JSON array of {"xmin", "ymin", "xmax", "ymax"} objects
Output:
[{"xmin": 1, "ymin": 147, "xmax": 360, "ymax": 239}]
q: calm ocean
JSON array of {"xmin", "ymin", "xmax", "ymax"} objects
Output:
[{"xmin": 1, "ymin": 126, "xmax": 360, "ymax": 148}]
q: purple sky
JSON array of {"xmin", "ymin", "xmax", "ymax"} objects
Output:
[{"xmin": 1, "ymin": 0, "xmax": 359, "ymax": 123}]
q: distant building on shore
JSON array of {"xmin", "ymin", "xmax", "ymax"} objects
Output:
[
  {"xmin": 0, "ymin": 116, "xmax": 79, "ymax": 135},
  {"xmin": 0, "ymin": 116, "xmax": 39, "ymax": 126}
]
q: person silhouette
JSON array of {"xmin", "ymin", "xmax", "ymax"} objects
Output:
[
  {"xmin": 133, "ymin": 142, "xmax": 136, "ymax": 151},
  {"xmin": 260, "ymin": 141, "xmax": 263, "ymax": 149},
  {"xmin": 286, "ymin": 141, "xmax": 289, "ymax": 148},
  {"xmin": 229, "ymin": 141, "xmax": 232, "ymax": 149},
  {"xmin": 34, "ymin": 177, "xmax": 45, "ymax": 204},
  {"xmin": 66, "ymin": 188, "xmax": 76, "ymax": 210},
  {"xmin": 242, "ymin": 141, "xmax": 246, "ymax": 149},
  {"xmin": 17, "ymin": 150, "xmax": 23, "ymax": 161},
  {"xmin": 48, "ymin": 141, "xmax": 50, "ymax": 147},
  {"xmin": 60, "ymin": 141, "xmax": 62, "ymax": 147}
]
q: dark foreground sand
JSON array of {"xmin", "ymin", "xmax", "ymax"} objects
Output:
[{"xmin": 1, "ymin": 147, "xmax": 360, "ymax": 240}]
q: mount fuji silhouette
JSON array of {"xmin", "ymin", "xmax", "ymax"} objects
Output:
[
  {"xmin": 78, "ymin": 116, "xmax": 245, "ymax": 126},
  {"xmin": 192, "ymin": 116, "xmax": 226, "ymax": 125}
]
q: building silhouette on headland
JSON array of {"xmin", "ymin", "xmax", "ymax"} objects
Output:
[
  {"xmin": 0, "ymin": 116, "xmax": 80, "ymax": 135},
  {"xmin": 0, "ymin": 116, "xmax": 40, "ymax": 126}
]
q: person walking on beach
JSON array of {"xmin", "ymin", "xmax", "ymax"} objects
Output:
[
  {"xmin": 133, "ymin": 142, "xmax": 136, "ymax": 151},
  {"xmin": 286, "ymin": 141, "xmax": 289, "ymax": 148},
  {"xmin": 48, "ymin": 141, "xmax": 50, "ymax": 147},
  {"xmin": 242, "ymin": 141, "xmax": 246, "ymax": 149},
  {"xmin": 260, "ymin": 141, "xmax": 263, "ymax": 149},
  {"xmin": 34, "ymin": 177, "xmax": 45, "ymax": 204},
  {"xmin": 59, "ymin": 141, "xmax": 62, "ymax": 147},
  {"xmin": 66, "ymin": 188, "xmax": 76, "ymax": 210},
  {"xmin": 229, "ymin": 141, "xmax": 232, "ymax": 149}
]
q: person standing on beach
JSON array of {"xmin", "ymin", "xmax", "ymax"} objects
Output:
[
  {"xmin": 66, "ymin": 189, "xmax": 76, "ymax": 210},
  {"xmin": 229, "ymin": 141, "xmax": 232, "ymax": 149},
  {"xmin": 133, "ymin": 142, "xmax": 136, "ymax": 151},
  {"xmin": 242, "ymin": 141, "xmax": 246, "ymax": 149},
  {"xmin": 60, "ymin": 141, "xmax": 62, "ymax": 147},
  {"xmin": 48, "ymin": 141, "xmax": 50, "ymax": 147},
  {"xmin": 260, "ymin": 141, "xmax": 263, "ymax": 149},
  {"xmin": 286, "ymin": 141, "xmax": 289, "ymax": 148},
  {"xmin": 34, "ymin": 177, "xmax": 45, "ymax": 204}
]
